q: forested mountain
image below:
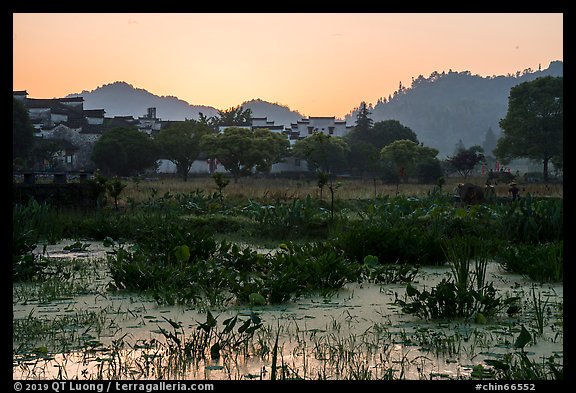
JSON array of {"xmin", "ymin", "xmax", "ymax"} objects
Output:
[
  {"xmin": 67, "ymin": 83, "xmax": 305, "ymax": 126},
  {"xmin": 67, "ymin": 81, "xmax": 220, "ymax": 121},
  {"xmin": 67, "ymin": 61, "xmax": 563, "ymax": 160},
  {"xmin": 345, "ymin": 61, "xmax": 563, "ymax": 158}
]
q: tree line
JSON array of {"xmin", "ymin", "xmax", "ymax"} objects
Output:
[{"xmin": 13, "ymin": 76, "xmax": 562, "ymax": 183}]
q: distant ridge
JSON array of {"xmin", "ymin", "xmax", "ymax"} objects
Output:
[
  {"xmin": 65, "ymin": 60, "xmax": 563, "ymax": 158},
  {"xmin": 240, "ymin": 98, "xmax": 305, "ymax": 126},
  {"xmin": 345, "ymin": 60, "xmax": 563, "ymax": 158},
  {"xmin": 67, "ymin": 82, "xmax": 305, "ymax": 126},
  {"xmin": 67, "ymin": 81, "xmax": 220, "ymax": 121}
]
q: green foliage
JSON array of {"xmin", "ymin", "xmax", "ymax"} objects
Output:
[
  {"xmin": 212, "ymin": 105, "xmax": 253, "ymax": 127},
  {"xmin": 495, "ymin": 241, "xmax": 563, "ymax": 283},
  {"xmin": 261, "ymin": 242, "xmax": 359, "ymax": 303},
  {"xmin": 105, "ymin": 221, "xmax": 358, "ymax": 306},
  {"xmin": 496, "ymin": 76, "xmax": 563, "ymax": 181},
  {"xmin": 395, "ymin": 278, "xmax": 516, "ymax": 321},
  {"xmin": 105, "ymin": 177, "xmax": 127, "ymax": 210},
  {"xmin": 485, "ymin": 352, "xmax": 563, "ymax": 380},
  {"xmin": 91, "ymin": 127, "xmax": 159, "ymax": 176},
  {"xmin": 415, "ymin": 156, "xmax": 444, "ymax": 184},
  {"xmin": 359, "ymin": 256, "xmax": 419, "ymax": 284},
  {"xmin": 354, "ymin": 101, "xmax": 373, "ymax": 133},
  {"xmin": 241, "ymin": 196, "xmax": 330, "ymax": 239},
  {"xmin": 395, "ymin": 235, "xmax": 520, "ymax": 321},
  {"xmin": 155, "ymin": 120, "xmax": 211, "ymax": 181},
  {"xmin": 336, "ymin": 196, "xmax": 463, "ymax": 265},
  {"xmin": 13, "ymin": 185, "xmax": 563, "ymax": 313},
  {"xmin": 13, "ymin": 98, "xmax": 35, "ymax": 164},
  {"xmin": 201, "ymin": 127, "xmax": 289, "ymax": 182},
  {"xmin": 446, "ymin": 146, "xmax": 485, "ymax": 178},
  {"xmin": 212, "ymin": 173, "xmax": 230, "ymax": 203},
  {"xmin": 380, "ymin": 140, "xmax": 439, "ymax": 182},
  {"xmin": 496, "ymin": 195, "xmax": 563, "ymax": 243},
  {"xmin": 337, "ymin": 221, "xmax": 445, "ymax": 266},
  {"xmin": 292, "ymin": 132, "xmax": 350, "ymax": 174}
]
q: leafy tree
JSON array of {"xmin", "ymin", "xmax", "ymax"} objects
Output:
[
  {"xmin": 371, "ymin": 120, "xmax": 419, "ymax": 148},
  {"xmin": 446, "ymin": 145, "xmax": 485, "ymax": 179},
  {"xmin": 415, "ymin": 156, "xmax": 444, "ymax": 184},
  {"xmin": 212, "ymin": 105, "xmax": 253, "ymax": 127},
  {"xmin": 292, "ymin": 132, "xmax": 350, "ymax": 174},
  {"xmin": 345, "ymin": 120, "xmax": 419, "ymax": 177},
  {"xmin": 252, "ymin": 128, "xmax": 290, "ymax": 173},
  {"xmin": 155, "ymin": 120, "xmax": 212, "ymax": 181},
  {"xmin": 345, "ymin": 138, "xmax": 380, "ymax": 177},
  {"xmin": 201, "ymin": 127, "xmax": 289, "ymax": 183},
  {"xmin": 29, "ymin": 139, "xmax": 62, "ymax": 170},
  {"xmin": 380, "ymin": 140, "xmax": 439, "ymax": 185},
  {"xmin": 91, "ymin": 127, "xmax": 159, "ymax": 176},
  {"xmin": 13, "ymin": 98, "xmax": 35, "ymax": 166},
  {"xmin": 495, "ymin": 76, "xmax": 563, "ymax": 181}
]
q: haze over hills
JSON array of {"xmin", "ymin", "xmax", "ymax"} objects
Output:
[
  {"xmin": 240, "ymin": 98, "xmax": 305, "ymax": 126},
  {"xmin": 67, "ymin": 82, "xmax": 221, "ymax": 121},
  {"xmin": 345, "ymin": 60, "xmax": 563, "ymax": 158},
  {"xmin": 67, "ymin": 60, "xmax": 562, "ymax": 159}
]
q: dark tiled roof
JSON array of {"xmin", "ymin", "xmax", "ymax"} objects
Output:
[
  {"xmin": 84, "ymin": 109, "xmax": 106, "ymax": 117},
  {"xmin": 26, "ymin": 98, "xmax": 62, "ymax": 109},
  {"xmin": 79, "ymin": 124, "xmax": 107, "ymax": 134},
  {"xmin": 103, "ymin": 117, "xmax": 138, "ymax": 129},
  {"xmin": 58, "ymin": 97, "xmax": 84, "ymax": 103}
]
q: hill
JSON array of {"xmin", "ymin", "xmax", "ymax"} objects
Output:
[
  {"xmin": 345, "ymin": 60, "xmax": 563, "ymax": 158},
  {"xmin": 67, "ymin": 82, "xmax": 304, "ymax": 126},
  {"xmin": 67, "ymin": 81, "xmax": 220, "ymax": 121},
  {"xmin": 240, "ymin": 98, "xmax": 304, "ymax": 126}
]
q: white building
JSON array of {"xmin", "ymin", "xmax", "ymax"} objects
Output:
[
  {"xmin": 289, "ymin": 116, "xmax": 352, "ymax": 142},
  {"xmin": 159, "ymin": 116, "xmax": 353, "ymax": 175}
]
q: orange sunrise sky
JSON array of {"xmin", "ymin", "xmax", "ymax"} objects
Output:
[{"xmin": 13, "ymin": 13, "xmax": 563, "ymax": 119}]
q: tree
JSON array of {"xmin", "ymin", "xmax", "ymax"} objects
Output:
[
  {"xmin": 495, "ymin": 76, "xmax": 563, "ymax": 182},
  {"xmin": 453, "ymin": 139, "xmax": 466, "ymax": 155},
  {"xmin": 380, "ymin": 140, "xmax": 439, "ymax": 188},
  {"xmin": 155, "ymin": 120, "xmax": 211, "ymax": 181},
  {"xmin": 292, "ymin": 132, "xmax": 350, "ymax": 174},
  {"xmin": 13, "ymin": 98, "xmax": 35, "ymax": 166},
  {"xmin": 201, "ymin": 127, "xmax": 289, "ymax": 183},
  {"xmin": 482, "ymin": 127, "xmax": 498, "ymax": 158},
  {"xmin": 446, "ymin": 145, "xmax": 485, "ymax": 179},
  {"xmin": 252, "ymin": 128, "xmax": 290, "ymax": 173},
  {"xmin": 212, "ymin": 105, "xmax": 253, "ymax": 128},
  {"xmin": 370, "ymin": 120, "xmax": 419, "ymax": 148},
  {"xmin": 354, "ymin": 101, "xmax": 373, "ymax": 134},
  {"xmin": 345, "ymin": 119, "xmax": 419, "ymax": 178},
  {"xmin": 91, "ymin": 127, "xmax": 159, "ymax": 176},
  {"xmin": 29, "ymin": 138, "xmax": 62, "ymax": 170},
  {"xmin": 415, "ymin": 156, "xmax": 444, "ymax": 184}
]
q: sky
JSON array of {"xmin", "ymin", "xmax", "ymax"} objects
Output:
[{"xmin": 13, "ymin": 13, "xmax": 563, "ymax": 119}]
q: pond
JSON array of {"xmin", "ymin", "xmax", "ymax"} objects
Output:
[{"xmin": 13, "ymin": 240, "xmax": 563, "ymax": 380}]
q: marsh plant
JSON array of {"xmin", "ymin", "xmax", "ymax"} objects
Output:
[
  {"xmin": 495, "ymin": 241, "xmax": 563, "ymax": 283},
  {"xmin": 395, "ymin": 237, "xmax": 519, "ymax": 320}
]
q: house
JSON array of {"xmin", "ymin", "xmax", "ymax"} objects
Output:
[
  {"xmin": 15, "ymin": 90, "xmax": 354, "ymax": 175},
  {"xmin": 14, "ymin": 91, "xmax": 107, "ymax": 171},
  {"xmin": 289, "ymin": 116, "xmax": 353, "ymax": 141}
]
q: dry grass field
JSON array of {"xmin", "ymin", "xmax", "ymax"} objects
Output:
[{"xmin": 120, "ymin": 174, "xmax": 563, "ymax": 204}]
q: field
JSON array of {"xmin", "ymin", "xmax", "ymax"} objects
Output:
[
  {"xmin": 119, "ymin": 175, "xmax": 564, "ymax": 204},
  {"xmin": 13, "ymin": 175, "xmax": 563, "ymax": 381}
]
